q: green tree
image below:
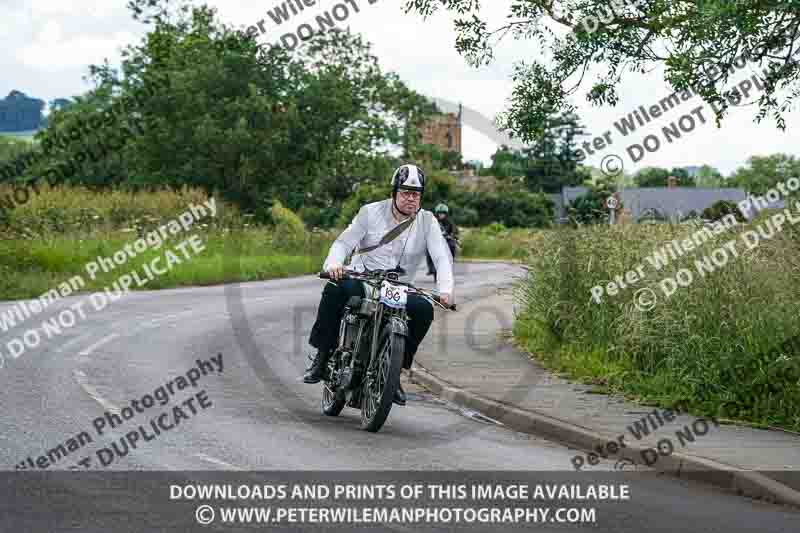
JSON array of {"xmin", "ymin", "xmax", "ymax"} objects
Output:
[
  {"xmin": 487, "ymin": 145, "xmax": 526, "ymax": 178},
  {"xmin": 670, "ymin": 167, "xmax": 696, "ymax": 187},
  {"xmin": 403, "ymin": 0, "xmax": 800, "ymax": 141},
  {"xmin": 634, "ymin": 167, "xmax": 696, "ymax": 187},
  {"xmin": 566, "ymin": 176, "xmax": 618, "ymax": 226},
  {"xmin": 730, "ymin": 154, "xmax": 800, "ymax": 195},
  {"xmin": 634, "ymin": 167, "xmax": 670, "ymax": 187},
  {"xmin": 524, "ymin": 110, "xmax": 590, "ymax": 193},
  {"xmin": 48, "ymin": 98, "xmax": 73, "ymax": 113},
  {"xmin": 0, "ymin": 136, "xmax": 33, "ymax": 167},
  {"xmin": 25, "ymin": 0, "xmax": 435, "ymax": 220},
  {"xmin": 695, "ymin": 165, "xmax": 725, "ymax": 187}
]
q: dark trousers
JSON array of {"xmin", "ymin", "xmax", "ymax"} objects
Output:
[
  {"xmin": 309, "ymin": 279, "xmax": 434, "ymax": 369},
  {"xmin": 426, "ymin": 240, "xmax": 456, "ymax": 273}
]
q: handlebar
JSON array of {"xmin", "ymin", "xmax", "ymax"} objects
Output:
[{"xmin": 318, "ymin": 270, "xmax": 457, "ymax": 311}]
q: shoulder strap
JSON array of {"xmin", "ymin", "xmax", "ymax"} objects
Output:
[{"xmin": 354, "ymin": 216, "xmax": 415, "ymax": 255}]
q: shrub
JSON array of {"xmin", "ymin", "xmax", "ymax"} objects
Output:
[
  {"xmin": 0, "ymin": 182, "xmax": 237, "ymax": 239},
  {"xmin": 566, "ymin": 178, "xmax": 619, "ymax": 226},
  {"xmin": 270, "ymin": 200, "xmax": 307, "ymax": 250},
  {"xmin": 702, "ymin": 200, "xmax": 746, "ymax": 222}
]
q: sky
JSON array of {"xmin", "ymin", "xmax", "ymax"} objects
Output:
[{"xmin": 3, "ymin": 0, "xmax": 799, "ymax": 177}]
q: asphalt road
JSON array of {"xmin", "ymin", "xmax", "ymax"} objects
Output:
[{"xmin": 0, "ymin": 262, "xmax": 798, "ymax": 532}]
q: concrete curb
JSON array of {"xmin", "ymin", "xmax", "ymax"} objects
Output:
[
  {"xmin": 408, "ymin": 364, "xmax": 800, "ymax": 509},
  {"xmin": 458, "ymin": 258, "xmax": 524, "ymax": 264}
]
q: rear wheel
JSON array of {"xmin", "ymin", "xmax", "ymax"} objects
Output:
[{"xmin": 360, "ymin": 327, "xmax": 405, "ymax": 432}]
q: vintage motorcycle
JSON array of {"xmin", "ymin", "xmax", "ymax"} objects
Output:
[{"xmin": 316, "ymin": 267, "xmax": 456, "ymax": 432}]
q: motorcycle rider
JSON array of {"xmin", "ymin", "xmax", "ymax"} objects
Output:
[
  {"xmin": 427, "ymin": 203, "xmax": 458, "ymax": 276},
  {"xmin": 302, "ymin": 164, "xmax": 454, "ymax": 406}
]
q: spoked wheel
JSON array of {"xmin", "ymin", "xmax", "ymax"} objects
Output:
[
  {"xmin": 322, "ymin": 360, "xmax": 346, "ymax": 416},
  {"xmin": 360, "ymin": 328, "xmax": 405, "ymax": 432}
]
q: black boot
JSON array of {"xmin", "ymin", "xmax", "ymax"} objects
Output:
[
  {"xmin": 303, "ymin": 349, "xmax": 332, "ymax": 383},
  {"xmin": 393, "ymin": 382, "xmax": 406, "ymax": 406}
]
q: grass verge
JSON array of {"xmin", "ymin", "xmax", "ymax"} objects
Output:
[{"xmin": 513, "ymin": 211, "xmax": 800, "ymax": 432}]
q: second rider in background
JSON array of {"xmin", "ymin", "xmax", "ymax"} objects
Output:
[{"xmin": 427, "ymin": 203, "xmax": 458, "ymax": 281}]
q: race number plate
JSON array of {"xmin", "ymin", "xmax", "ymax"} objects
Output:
[{"xmin": 380, "ymin": 281, "xmax": 408, "ymax": 309}]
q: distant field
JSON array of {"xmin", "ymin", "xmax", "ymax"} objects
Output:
[{"xmin": 0, "ymin": 130, "xmax": 37, "ymax": 138}]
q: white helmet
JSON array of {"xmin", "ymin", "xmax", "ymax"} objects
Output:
[{"xmin": 391, "ymin": 164, "xmax": 426, "ymax": 196}]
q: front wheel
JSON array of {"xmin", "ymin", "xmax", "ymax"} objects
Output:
[
  {"xmin": 322, "ymin": 357, "xmax": 346, "ymax": 416},
  {"xmin": 360, "ymin": 327, "xmax": 405, "ymax": 432},
  {"xmin": 322, "ymin": 382, "xmax": 347, "ymax": 416}
]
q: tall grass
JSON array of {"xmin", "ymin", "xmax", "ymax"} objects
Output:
[
  {"xmin": 0, "ymin": 183, "xmax": 240, "ymax": 238},
  {"xmin": 460, "ymin": 223, "xmax": 548, "ymax": 261},
  {"xmin": 514, "ymin": 212, "xmax": 800, "ymax": 431},
  {"xmin": 0, "ymin": 184, "xmax": 336, "ymax": 300}
]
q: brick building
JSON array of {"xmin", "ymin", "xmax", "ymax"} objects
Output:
[{"xmin": 418, "ymin": 104, "xmax": 462, "ymax": 155}]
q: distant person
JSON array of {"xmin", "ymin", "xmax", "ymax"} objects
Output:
[{"xmin": 427, "ymin": 203, "xmax": 458, "ymax": 280}]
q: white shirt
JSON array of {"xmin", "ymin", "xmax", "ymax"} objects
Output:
[{"xmin": 323, "ymin": 199, "xmax": 455, "ymax": 296}]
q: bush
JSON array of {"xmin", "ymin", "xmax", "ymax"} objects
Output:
[
  {"xmin": 335, "ymin": 182, "xmax": 391, "ymax": 227},
  {"xmin": 566, "ymin": 178, "xmax": 618, "ymax": 226},
  {"xmin": 270, "ymin": 200, "xmax": 307, "ymax": 250},
  {"xmin": 453, "ymin": 190, "xmax": 553, "ymax": 228},
  {"xmin": 702, "ymin": 200, "xmax": 746, "ymax": 222},
  {"xmin": 454, "ymin": 206, "xmax": 479, "ymax": 227},
  {"xmin": 460, "ymin": 225, "xmax": 547, "ymax": 260},
  {"xmin": 0, "ymin": 182, "xmax": 236, "ymax": 239}
]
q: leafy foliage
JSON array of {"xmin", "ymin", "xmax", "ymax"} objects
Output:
[
  {"xmin": 694, "ymin": 165, "xmax": 725, "ymax": 187},
  {"xmin": 730, "ymin": 153, "xmax": 800, "ymax": 195},
  {"xmin": 19, "ymin": 0, "xmax": 435, "ymax": 224},
  {"xmin": 403, "ymin": 0, "xmax": 800, "ymax": 142},
  {"xmin": 702, "ymin": 200, "xmax": 747, "ymax": 223},
  {"xmin": 524, "ymin": 110, "xmax": 591, "ymax": 193},
  {"xmin": 566, "ymin": 177, "xmax": 618, "ymax": 226},
  {"xmin": 449, "ymin": 188, "xmax": 554, "ymax": 228},
  {"xmin": 634, "ymin": 167, "xmax": 696, "ymax": 187},
  {"xmin": 0, "ymin": 136, "xmax": 34, "ymax": 166},
  {"xmin": 487, "ymin": 145, "xmax": 527, "ymax": 178}
]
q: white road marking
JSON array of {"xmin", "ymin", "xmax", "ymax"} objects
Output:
[
  {"xmin": 72, "ymin": 369, "xmax": 121, "ymax": 414},
  {"xmin": 78, "ymin": 333, "xmax": 120, "ymax": 357},
  {"xmin": 56, "ymin": 332, "xmax": 95, "ymax": 353},
  {"xmin": 195, "ymin": 453, "xmax": 242, "ymax": 470}
]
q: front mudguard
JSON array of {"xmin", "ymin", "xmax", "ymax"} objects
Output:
[
  {"xmin": 387, "ymin": 315, "xmax": 408, "ymax": 338},
  {"xmin": 386, "ymin": 315, "xmax": 412, "ymax": 369}
]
